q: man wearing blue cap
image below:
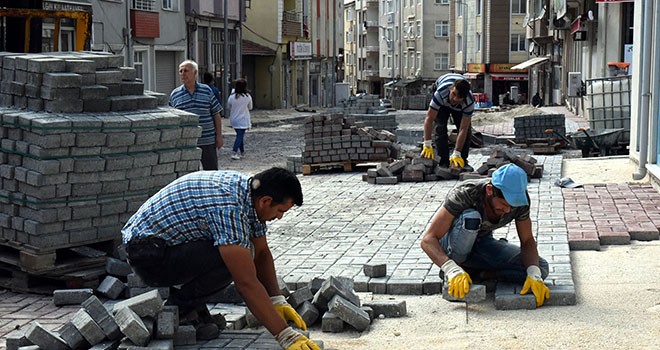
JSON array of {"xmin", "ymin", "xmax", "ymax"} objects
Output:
[{"xmin": 420, "ymin": 163, "xmax": 551, "ymax": 307}]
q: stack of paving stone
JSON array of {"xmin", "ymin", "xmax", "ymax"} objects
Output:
[
  {"xmin": 302, "ymin": 113, "xmax": 400, "ymax": 166},
  {"xmin": 513, "ymin": 113, "xmax": 565, "ymax": 143},
  {"xmin": 331, "ymin": 94, "xmax": 384, "ymax": 114},
  {"xmin": 0, "ymin": 52, "xmax": 201, "ymax": 278},
  {"xmin": 364, "ymin": 145, "xmax": 543, "ymax": 185}
]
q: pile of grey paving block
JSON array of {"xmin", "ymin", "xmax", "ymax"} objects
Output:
[
  {"xmin": 302, "ymin": 113, "xmax": 400, "ymax": 165},
  {"xmin": 286, "ymin": 154, "xmax": 304, "ymax": 174},
  {"xmin": 513, "ymin": 113, "xmax": 565, "ymax": 142},
  {"xmin": 364, "ymin": 145, "xmax": 543, "ymax": 185},
  {"xmin": 331, "ymin": 94, "xmax": 387, "ymax": 115},
  {"xmin": 7, "ymin": 289, "xmax": 195, "ymax": 349},
  {"xmin": 0, "ymin": 52, "xmax": 201, "ymax": 274}
]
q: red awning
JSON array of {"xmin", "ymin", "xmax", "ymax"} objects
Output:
[
  {"xmin": 242, "ymin": 40, "xmax": 276, "ymax": 56},
  {"xmin": 490, "ymin": 73, "xmax": 528, "ymax": 81}
]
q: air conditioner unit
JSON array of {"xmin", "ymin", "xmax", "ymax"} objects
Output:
[{"xmin": 387, "ymin": 13, "xmax": 394, "ymax": 24}]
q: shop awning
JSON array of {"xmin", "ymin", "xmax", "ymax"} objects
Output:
[
  {"xmin": 463, "ymin": 73, "xmax": 483, "ymax": 79},
  {"xmin": 490, "ymin": 73, "xmax": 528, "ymax": 81},
  {"xmin": 511, "ymin": 56, "xmax": 550, "ymax": 70},
  {"xmin": 384, "ymin": 80, "xmax": 396, "ymax": 87},
  {"xmin": 393, "ymin": 78, "xmax": 419, "ymax": 87},
  {"xmin": 242, "ymin": 40, "xmax": 276, "ymax": 56}
]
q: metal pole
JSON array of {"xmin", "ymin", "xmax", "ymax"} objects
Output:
[
  {"xmin": 462, "ymin": 1, "xmax": 466, "ymax": 71},
  {"xmin": 332, "ymin": 0, "xmax": 336, "ymax": 106},
  {"xmin": 125, "ymin": 2, "xmax": 133, "ymax": 67},
  {"xmin": 223, "ymin": 0, "xmax": 230, "ymax": 105}
]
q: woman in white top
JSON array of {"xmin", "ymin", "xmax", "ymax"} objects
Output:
[{"xmin": 227, "ymin": 79, "xmax": 253, "ymax": 160}]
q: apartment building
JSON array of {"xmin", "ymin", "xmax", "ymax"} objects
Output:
[{"xmin": 92, "ymin": 0, "xmax": 187, "ymax": 94}]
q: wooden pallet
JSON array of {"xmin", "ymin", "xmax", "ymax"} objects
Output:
[
  {"xmin": 302, "ymin": 161, "xmax": 380, "ymax": 175},
  {"xmin": 0, "ymin": 263, "xmax": 105, "ymax": 294},
  {"xmin": 0, "ymin": 239, "xmax": 117, "ymax": 275}
]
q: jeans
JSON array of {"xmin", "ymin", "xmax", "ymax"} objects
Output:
[
  {"xmin": 232, "ymin": 129, "xmax": 246, "ymax": 153},
  {"xmin": 127, "ymin": 238, "xmax": 232, "ymax": 309},
  {"xmin": 439, "ymin": 209, "xmax": 549, "ymax": 283},
  {"xmin": 434, "ymin": 105, "xmax": 471, "ymax": 166},
  {"xmin": 199, "ymin": 144, "xmax": 218, "ymax": 170}
]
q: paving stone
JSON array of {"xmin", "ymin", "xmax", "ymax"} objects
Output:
[
  {"xmin": 494, "ymin": 283, "xmax": 536, "ymax": 310},
  {"xmin": 97, "ymin": 275, "xmax": 126, "ymax": 299},
  {"xmin": 88, "ymin": 339, "xmax": 121, "ymax": 350},
  {"xmin": 296, "ymin": 300, "xmax": 320, "ymax": 327},
  {"xmin": 52, "ymin": 288, "xmax": 94, "ymax": 306},
  {"xmin": 114, "ymin": 306, "xmax": 151, "ymax": 346},
  {"xmin": 82, "ymin": 295, "xmax": 123, "ymax": 340},
  {"xmin": 112, "ymin": 289, "xmax": 163, "ymax": 318},
  {"xmin": 172, "ymin": 325, "xmax": 196, "ymax": 346},
  {"xmin": 156, "ymin": 305, "xmax": 178, "ymax": 339},
  {"xmin": 106, "ymin": 257, "xmax": 134, "ymax": 277},
  {"xmin": 70, "ymin": 308, "xmax": 106, "ymax": 345},
  {"xmin": 287, "ymin": 285, "xmax": 314, "ymax": 308},
  {"xmin": 362, "ymin": 300, "xmax": 407, "ymax": 318},
  {"xmin": 57, "ymin": 321, "xmax": 89, "ymax": 350},
  {"xmin": 321, "ymin": 312, "xmax": 344, "ymax": 333},
  {"xmin": 327, "ymin": 295, "xmax": 370, "ymax": 332},
  {"xmin": 25, "ymin": 321, "xmax": 69, "ymax": 350},
  {"xmin": 544, "ymin": 285, "xmax": 578, "ymax": 306},
  {"xmin": 442, "ymin": 284, "xmax": 487, "ymax": 303},
  {"xmin": 5, "ymin": 328, "xmax": 31, "ymax": 350}
]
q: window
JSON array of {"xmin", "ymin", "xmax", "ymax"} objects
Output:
[
  {"xmin": 133, "ymin": 0, "xmax": 155, "ymax": 10},
  {"xmin": 162, "ymin": 0, "xmax": 178, "ymax": 11},
  {"xmin": 435, "ymin": 0, "xmax": 449, "ymax": 4},
  {"xmin": 456, "ymin": 34, "xmax": 463, "ymax": 53},
  {"xmin": 476, "ymin": 0, "xmax": 481, "ymax": 15},
  {"xmin": 417, "ymin": 21, "xmax": 422, "ymax": 38},
  {"xmin": 434, "ymin": 53, "xmax": 449, "ymax": 70},
  {"xmin": 510, "ymin": 34, "xmax": 526, "ymax": 52},
  {"xmin": 475, "ymin": 32, "xmax": 481, "ymax": 52},
  {"xmin": 403, "ymin": 52, "xmax": 407, "ymax": 68},
  {"xmin": 435, "ymin": 20, "xmax": 449, "ymax": 37},
  {"xmin": 511, "ymin": 0, "xmax": 526, "ymax": 14},
  {"xmin": 134, "ymin": 50, "xmax": 145, "ymax": 81}
]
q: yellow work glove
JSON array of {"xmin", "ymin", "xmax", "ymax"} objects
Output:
[
  {"xmin": 441, "ymin": 259, "xmax": 472, "ymax": 299},
  {"xmin": 520, "ymin": 265, "xmax": 551, "ymax": 307},
  {"xmin": 449, "ymin": 150, "xmax": 465, "ymax": 168},
  {"xmin": 275, "ymin": 326, "xmax": 321, "ymax": 350},
  {"xmin": 420, "ymin": 140, "xmax": 435, "ymax": 160},
  {"xmin": 271, "ymin": 295, "xmax": 307, "ymax": 330}
]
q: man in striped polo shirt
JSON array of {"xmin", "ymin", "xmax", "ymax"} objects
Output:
[
  {"xmin": 122, "ymin": 168, "xmax": 320, "ymax": 349},
  {"xmin": 420, "ymin": 73, "xmax": 475, "ymax": 171},
  {"xmin": 170, "ymin": 60, "xmax": 224, "ymax": 170}
]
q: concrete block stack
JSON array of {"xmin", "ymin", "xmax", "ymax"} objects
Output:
[
  {"xmin": 350, "ymin": 113, "xmax": 397, "ymax": 133},
  {"xmin": 332, "ymin": 94, "xmax": 384, "ymax": 115},
  {"xmin": 513, "ymin": 113, "xmax": 565, "ymax": 143},
  {"xmin": 302, "ymin": 113, "xmax": 399, "ymax": 166},
  {"xmin": 0, "ymin": 52, "xmax": 201, "ymax": 277}
]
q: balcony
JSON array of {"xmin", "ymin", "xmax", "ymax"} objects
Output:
[
  {"xmin": 130, "ymin": 9, "xmax": 160, "ymax": 38},
  {"xmin": 365, "ymin": 45, "xmax": 379, "ymax": 53},
  {"xmin": 364, "ymin": 69, "xmax": 379, "ymax": 77},
  {"xmin": 282, "ymin": 10, "xmax": 302, "ymax": 37}
]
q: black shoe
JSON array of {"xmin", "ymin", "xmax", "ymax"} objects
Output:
[
  {"xmin": 195, "ymin": 323, "xmax": 219, "ymax": 340},
  {"xmin": 462, "ymin": 164, "xmax": 474, "ymax": 172},
  {"xmin": 194, "ymin": 304, "xmax": 227, "ymax": 330}
]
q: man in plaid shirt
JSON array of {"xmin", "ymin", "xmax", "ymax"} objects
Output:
[{"xmin": 122, "ymin": 168, "xmax": 320, "ymax": 349}]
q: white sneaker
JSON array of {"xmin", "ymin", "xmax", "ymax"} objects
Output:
[{"xmin": 231, "ymin": 153, "xmax": 240, "ymax": 160}]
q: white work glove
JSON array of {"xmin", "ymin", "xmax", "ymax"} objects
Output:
[
  {"xmin": 441, "ymin": 259, "xmax": 472, "ymax": 299},
  {"xmin": 520, "ymin": 265, "xmax": 550, "ymax": 307}
]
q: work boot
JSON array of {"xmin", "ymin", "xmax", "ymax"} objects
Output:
[
  {"xmin": 194, "ymin": 323, "xmax": 220, "ymax": 340},
  {"xmin": 194, "ymin": 304, "xmax": 227, "ymax": 330},
  {"xmin": 462, "ymin": 163, "xmax": 474, "ymax": 172}
]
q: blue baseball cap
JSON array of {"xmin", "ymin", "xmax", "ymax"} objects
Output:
[{"xmin": 491, "ymin": 164, "xmax": 529, "ymax": 207}]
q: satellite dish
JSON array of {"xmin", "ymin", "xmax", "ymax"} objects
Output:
[
  {"xmin": 522, "ymin": 14, "xmax": 529, "ymax": 28},
  {"xmin": 529, "ymin": 41, "xmax": 536, "ymax": 54},
  {"xmin": 586, "ymin": 10, "xmax": 594, "ymax": 21}
]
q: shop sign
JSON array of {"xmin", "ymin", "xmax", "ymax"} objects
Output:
[
  {"xmin": 488, "ymin": 63, "xmax": 526, "ymax": 73},
  {"xmin": 467, "ymin": 63, "xmax": 486, "ymax": 73}
]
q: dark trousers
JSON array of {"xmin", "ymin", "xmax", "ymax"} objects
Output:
[
  {"xmin": 127, "ymin": 238, "xmax": 232, "ymax": 310},
  {"xmin": 434, "ymin": 105, "xmax": 471, "ymax": 166},
  {"xmin": 199, "ymin": 144, "xmax": 218, "ymax": 170}
]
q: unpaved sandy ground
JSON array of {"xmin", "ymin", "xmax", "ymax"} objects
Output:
[{"xmin": 220, "ymin": 113, "xmax": 660, "ymax": 350}]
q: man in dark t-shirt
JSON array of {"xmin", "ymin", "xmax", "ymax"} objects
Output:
[{"xmin": 421, "ymin": 163, "xmax": 551, "ymax": 307}]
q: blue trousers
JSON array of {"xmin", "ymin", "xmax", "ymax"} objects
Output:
[
  {"xmin": 232, "ymin": 129, "xmax": 246, "ymax": 153},
  {"xmin": 439, "ymin": 209, "xmax": 549, "ymax": 283}
]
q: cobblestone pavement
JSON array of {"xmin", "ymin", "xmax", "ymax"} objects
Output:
[{"xmin": 0, "ymin": 107, "xmax": 650, "ymax": 349}]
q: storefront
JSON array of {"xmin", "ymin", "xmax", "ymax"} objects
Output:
[{"xmin": 487, "ymin": 63, "xmax": 529, "ymax": 106}]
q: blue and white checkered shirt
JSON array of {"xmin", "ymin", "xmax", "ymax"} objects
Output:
[
  {"xmin": 430, "ymin": 73, "xmax": 475, "ymax": 117},
  {"xmin": 170, "ymin": 82, "xmax": 223, "ymax": 146},
  {"xmin": 122, "ymin": 171, "xmax": 267, "ymax": 249}
]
